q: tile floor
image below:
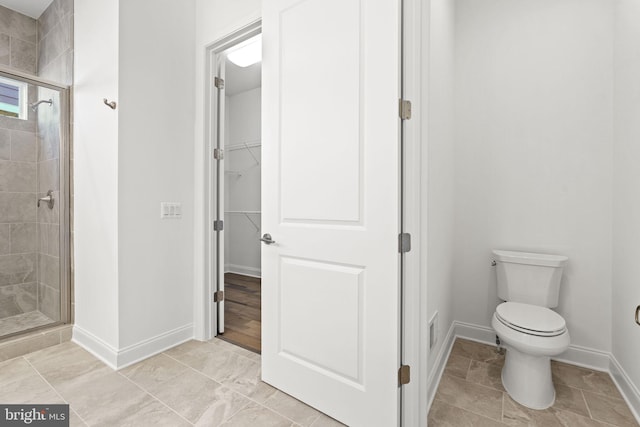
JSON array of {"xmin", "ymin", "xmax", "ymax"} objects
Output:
[
  {"xmin": 429, "ymin": 338, "xmax": 640, "ymax": 427},
  {"xmin": 0, "ymin": 338, "xmax": 344, "ymax": 427}
]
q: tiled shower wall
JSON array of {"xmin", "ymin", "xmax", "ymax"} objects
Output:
[
  {"xmin": 0, "ymin": 0, "xmax": 73, "ymax": 326},
  {"xmin": 0, "ymin": 8, "xmax": 39, "ymax": 321},
  {"xmin": 37, "ymin": 0, "xmax": 73, "ymax": 322}
]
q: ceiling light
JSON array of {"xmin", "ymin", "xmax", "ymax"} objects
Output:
[{"xmin": 227, "ymin": 35, "xmax": 262, "ymax": 67}]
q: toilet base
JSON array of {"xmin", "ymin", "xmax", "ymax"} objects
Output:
[{"xmin": 502, "ymin": 345, "xmax": 556, "ymax": 410}]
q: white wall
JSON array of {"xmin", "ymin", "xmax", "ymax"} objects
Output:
[
  {"xmin": 453, "ymin": 0, "xmax": 614, "ymax": 352},
  {"xmin": 225, "ymin": 87, "xmax": 262, "ymax": 276},
  {"xmin": 118, "ymin": 0, "xmax": 196, "ymax": 348},
  {"xmin": 425, "ymin": 0, "xmax": 455, "ymax": 373},
  {"xmin": 193, "ymin": 0, "xmax": 261, "ymax": 339},
  {"xmin": 612, "ymin": 0, "xmax": 640, "ymax": 394},
  {"xmin": 74, "ymin": 0, "xmax": 120, "ymax": 350}
]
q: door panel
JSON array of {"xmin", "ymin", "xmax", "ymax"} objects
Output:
[{"xmin": 262, "ymin": 0, "xmax": 401, "ymax": 425}]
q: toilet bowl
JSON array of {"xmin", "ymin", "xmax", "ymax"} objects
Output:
[{"xmin": 492, "ymin": 301, "xmax": 570, "ymax": 409}]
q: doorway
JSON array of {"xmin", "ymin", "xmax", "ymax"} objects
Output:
[{"xmin": 211, "ymin": 30, "xmax": 263, "ymax": 354}]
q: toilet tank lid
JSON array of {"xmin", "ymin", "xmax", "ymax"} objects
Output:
[{"xmin": 492, "ymin": 250, "xmax": 568, "ymax": 267}]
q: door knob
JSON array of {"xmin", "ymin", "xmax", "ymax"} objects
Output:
[{"xmin": 260, "ymin": 233, "xmax": 276, "ymax": 245}]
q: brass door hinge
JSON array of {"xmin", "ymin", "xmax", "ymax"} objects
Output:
[
  {"xmin": 398, "ymin": 365, "xmax": 410, "ymax": 386},
  {"xmin": 213, "ymin": 290, "xmax": 224, "ymax": 302},
  {"xmin": 399, "ymin": 99, "xmax": 412, "ymax": 120}
]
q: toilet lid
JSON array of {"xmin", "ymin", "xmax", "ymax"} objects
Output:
[{"xmin": 496, "ymin": 302, "xmax": 566, "ymax": 337}]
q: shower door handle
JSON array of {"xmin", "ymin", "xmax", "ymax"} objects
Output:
[
  {"xmin": 37, "ymin": 190, "xmax": 55, "ymax": 209},
  {"xmin": 636, "ymin": 305, "xmax": 640, "ymax": 326},
  {"xmin": 260, "ymin": 233, "xmax": 276, "ymax": 245}
]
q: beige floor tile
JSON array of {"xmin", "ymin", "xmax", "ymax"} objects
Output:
[
  {"xmin": 54, "ymin": 368, "xmax": 152, "ymax": 425},
  {"xmin": 69, "ymin": 409, "xmax": 88, "ymax": 427},
  {"xmin": 120, "ymin": 353, "xmax": 190, "ymax": 391},
  {"xmin": 92, "ymin": 395, "xmax": 190, "ymax": 427},
  {"xmin": 429, "ymin": 399, "xmax": 506, "ymax": 426},
  {"xmin": 0, "ymin": 356, "xmax": 36, "ymax": 386},
  {"xmin": 502, "ymin": 393, "xmax": 607, "ymax": 427},
  {"xmin": 245, "ymin": 380, "xmax": 281, "ymax": 404},
  {"xmin": 553, "ymin": 385, "xmax": 590, "ymax": 418},
  {"xmin": 435, "ymin": 374, "xmax": 504, "ymax": 421},
  {"xmin": 149, "ymin": 368, "xmax": 248, "ymax": 424},
  {"xmin": 466, "ymin": 359, "xmax": 505, "ymax": 392},
  {"xmin": 583, "ymin": 391, "xmax": 640, "ymax": 427},
  {"xmin": 212, "ymin": 337, "xmax": 261, "ymax": 362},
  {"xmin": 0, "ymin": 373, "xmax": 64, "ymax": 404},
  {"xmin": 451, "ymin": 339, "xmax": 505, "ymax": 365},
  {"xmin": 551, "ymin": 361, "xmax": 621, "ymax": 397},
  {"xmin": 26, "ymin": 341, "xmax": 111, "ymax": 390},
  {"xmin": 220, "ymin": 402, "xmax": 295, "ymax": 427},
  {"xmin": 444, "ymin": 353, "xmax": 472, "ymax": 379},
  {"xmin": 309, "ymin": 413, "xmax": 346, "ymax": 426},
  {"xmin": 263, "ymin": 390, "xmax": 323, "ymax": 426}
]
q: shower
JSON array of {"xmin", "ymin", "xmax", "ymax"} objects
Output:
[
  {"xmin": 29, "ymin": 98, "xmax": 53, "ymax": 112},
  {"xmin": 0, "ymin": 70, "xmax": 71, "ymax": 339}
]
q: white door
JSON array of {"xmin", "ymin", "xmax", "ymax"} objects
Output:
[
  {"xmin": 261, "ymin": 0, "xmax": 402, "ymax": 425},
  {"xmin": 215, "ymin": 56, "xmax": 226, "ymax": 333}
]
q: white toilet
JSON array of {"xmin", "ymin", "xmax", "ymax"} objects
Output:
[{"xmin": 491, "ymin": 249, "xmax": 570, "ymax": 410}]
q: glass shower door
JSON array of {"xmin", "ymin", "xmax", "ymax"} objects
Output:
[{"xmin": 0, "ymin": 69, "xmax": 70, "ymax": 338}]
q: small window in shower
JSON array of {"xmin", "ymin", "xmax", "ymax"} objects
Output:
[{"xmin": 0, "ymin": 76, "xmax": 28, "ymax": 119}]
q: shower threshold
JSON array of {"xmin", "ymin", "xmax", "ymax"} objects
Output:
[{"xmin": 0, "ymin": 311, "xmax": 56, "ymax": 338}]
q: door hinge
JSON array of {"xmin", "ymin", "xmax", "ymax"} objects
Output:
[
  {"xmin": 213, "ymin": 290, "xmax": 224, "ymax": 302},
  {"xmin": 399, "ymin": 233, "xmax": 411, "ymax": 253},
  {"xmin": 214, "ymin": 77, "xmax": 225, "ymax": 89},
  {"xmin": 213, "ymin": 220, "xmax": 224, "ymax": 231},
  {"xmin": 398, "ymin": 365, "xmax": 411, "ymax": 386},
  {"xmin": 214, "ymin": 148, "xmax": 224, "ymax": 160},
  {"xmin": 399, "ymin": 99, "xmax": 412, "ymax": 120}
]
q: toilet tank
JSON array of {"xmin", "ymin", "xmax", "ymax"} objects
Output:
[{"xmin": 493, "ymin": 250, "xmax": 568, "ymax": 308}]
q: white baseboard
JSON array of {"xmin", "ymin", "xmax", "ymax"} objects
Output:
[
  {"xmin": 73, "ymin": 324, "xmax": 193, "ymax": 370},
  {"xmin": 72, "ymin": 325, "xmax": 119, "ymax": 369},
  {"xmin": 610, "ymin": 355, "xmax": 640, "ymax": 424},
  {"xmin": 224, "ymin": 264, "xmax": 261, "ymax": 278},
  {"xmin": 115, "ymin": 324, "xmax": 193, "ymax": 369},
  {"xmin": 427, "ymin": 321, "xmax": 456, "ymax": 410}
]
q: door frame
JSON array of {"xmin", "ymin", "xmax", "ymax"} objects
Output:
[
  {"xmin": 198, "ymin": 3, "xmax": 426, "ymax": 424},
  {"xmin": 202, "ymin": 20, "xmax": 262, "ymax": 341}
]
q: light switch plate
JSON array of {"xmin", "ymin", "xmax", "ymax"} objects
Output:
[{"xmin": 160, "ymin": 202, "xmax": 182, "ymax": 219}]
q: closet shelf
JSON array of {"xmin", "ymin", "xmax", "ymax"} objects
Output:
[{"xmin": 224, "ymin": 211, "xmax": 261, "ymax": 231}]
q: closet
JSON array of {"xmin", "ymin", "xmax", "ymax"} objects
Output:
[{"xmin": 218, "ymin": 50, "xmax": 262, "ymax": 353}]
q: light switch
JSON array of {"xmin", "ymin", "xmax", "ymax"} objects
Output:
[{"xmin": 160, "ymin": 202, "xmax": 182, "ymax": 219}]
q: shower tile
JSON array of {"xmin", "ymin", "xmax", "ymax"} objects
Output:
[
  {"xmin": 7, "ymin": 10, "xmax": 37, "ymax": 44},
  {"xmin": 39, "ymin": 47, "xmax": 73, "ymax": 86},
  {"xmin": 0, "ymin": 113, "xmax": 36, "ymax": 133},
  {"xmin": 11, "ymin": 130, "xmax": 37, "ymax": 162},
  {"xmin": 38, "ymin": 159, "xmax": 60, "ymax": 193},
  {"xmin": 0, "ymin": 282, "xmax": 37, "ymax": 315},
  {"xmin": 37, "ymin": 131, "xmax": 60, "ymax": 162},
  {"xmin": 0, "ymin": 193, "xmax": 36, "ymax": 223},
  {"xmin": 0, "ymin": 224, "xmax": 9, "ymax": 255},
  {"xmin": 0, "ymin": 253, "xmax": 36, "ymax": 286},
  {"xmin": 0, "ymin": 33, "xmax": 9, "ymax": 66},
  {"xmin": 9, "ymin": 38, "xmax": 36, "ymax": 74},
  {"xmin": 0, "ymin": 161, "xmax": 36, "ymax": 192},
  {"xmin": 39, "ymin": 224, "xmax": 59, "ymax": 257},
  {"xmin": 38, "ymin": 283, "xmax": 60, "ymax": 320},
  {"xmin": 10, "ymin": 223, "xmax": 36, "ymax": 253},
  {"xmin": 38, "ymin": 254, "xmax": 59, "ymax": 289},
  {"xmin": 0, "ymin": 128, "xmax": 9, "ymax": 160},
  {"xmin": 38, "ymin": 14, "xmax": 72, "ymax": 71}
]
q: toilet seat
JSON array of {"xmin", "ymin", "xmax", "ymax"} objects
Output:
[{"xmin": 496, "ymin": 302, "xmax": 566, "ymax": 337}]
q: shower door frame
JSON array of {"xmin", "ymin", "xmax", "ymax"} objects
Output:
[{"xmin": 0, "ymin": 66, "xmax": 72, "ymax": 339}]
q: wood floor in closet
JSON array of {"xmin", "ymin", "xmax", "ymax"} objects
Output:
[{"xmin": 219, "ymin": 273, "xmax": 261, "ymax": 354}]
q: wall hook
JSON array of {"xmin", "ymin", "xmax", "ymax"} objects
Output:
[{"xmin": 103, "ymin": 98, "xmax": 117, "ymax": 110}]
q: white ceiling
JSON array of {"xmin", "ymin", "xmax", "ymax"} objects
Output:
[
  {"xmin": 0, "ymin": 0, "xmax": 53, "ymax": 19},
  {"xmin": 225, "ymin": 60, "xmax": 261, "ymax": 96}
]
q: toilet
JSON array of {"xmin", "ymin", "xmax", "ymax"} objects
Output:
[{"xmin": 491, "ymin": 249, "xmax": 570, "ymax": 410}]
